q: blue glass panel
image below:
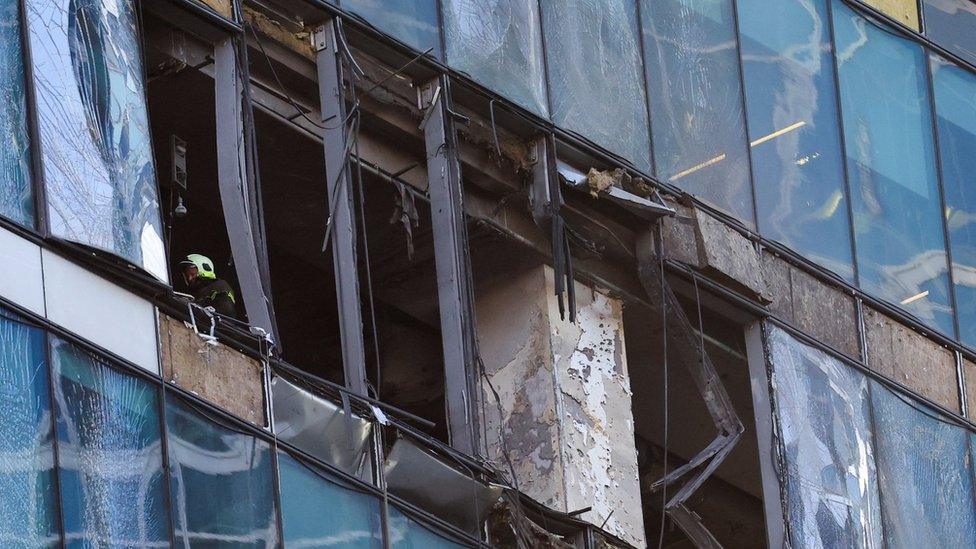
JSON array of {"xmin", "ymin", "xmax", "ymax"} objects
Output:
[
  {"xmin": 923, "ymin": 0, "xmax": 976, "ymax": 67},
  {"xmin": 540, "ymin": 0, "xmax": 651, "ymax": 171},
  {"xmin": 341, "ymin": 0, "xmax": 441, "ymax": 57},
  {"xmin": 25, "ymin": 0, "xmax": 168, "ymax": 281},
  {"xmin": 0, "ymin": 0, "xmax": 34, "ymax": 228},
  {"xmin": 278, "ymin": 451, "xmax": 383, "ymax": 548},
  {"xmin": 51, "ymin": 336, "xmax": 169, "ymax": 548},
  {"xmin": 738, "ymin": 0, "xmax": 853, "ymax": 280},
  {"xmin": 932, "ymin": 56, "xmax": 976, "ymax": 347},
  {"xmin": 443, "ymin": 0, "xmax": 548, "ymax": 116},
  {"xmin": 387, "ymin": 506, "xmax": 467, "ymax": 548},
  {"xmin": 871, "ymin": 381, "xmax": 976, "ymax": 548},
  {"xmin": 766, "ymin": 326, "xmax": 882, "ymax": 547},
  {"xmin": 0, "ymin": 311, "xmax": 58, "ymax": 547},
  {"xmin": 166, "ymin": 395, "xmax": 278, "ymax": 547},
  {"xmin": 642, "ymin": 0, "xmax": 754, "ymax": 224},
  {"xmin": 832, "ymin": 2, "xmax": 953, "ymax": 334}
]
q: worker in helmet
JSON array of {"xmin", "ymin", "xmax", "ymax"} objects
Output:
[{"xmin": 179, "ymin": 254, "xmax": 238, "ymax": 318}]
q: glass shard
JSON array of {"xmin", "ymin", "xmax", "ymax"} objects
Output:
[
  {"xmin": 25, "ymin": 0, "xmax": 168, "ymax": 281},
  {"xmin": 51, "ymin": 335, "xmax": 169, "ymax": 547}
]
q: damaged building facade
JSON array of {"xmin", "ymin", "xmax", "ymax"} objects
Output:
[{"xmin": 2, "ymin": 0, "xmax": 976, "ymax": 547}]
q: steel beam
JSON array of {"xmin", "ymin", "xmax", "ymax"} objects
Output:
[
  {"xmin": 314, "ymin": 22, "xmax": 369, "ymax": 396},
  {"xmin": 419, "ymin": 76, "xmax": 483, "ymax": 457},
  {"xmin": 214, "ymin": 38, "xmax": 276, "ymax": 338}
]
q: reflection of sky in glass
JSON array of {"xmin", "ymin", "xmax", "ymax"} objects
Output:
[
  {"xmin": 0, "ymin": 312, "xmax": 59, "ymax": 547},
  {"xmin": 923, "ymin": 0, "xmax": 976, "ymax": 67},
  {"xmin": 933, "ymin": 57, "xmax": 976, "ymax": 347},
  {"xmin": 541, "ymin": 0, "xmax": 651, "ymax": 171},
  {"xmin": 341, "ymin": 0, "xmax": 441, "ymax": 57},
  {"xmin": 166, "ymin": 395, "xmax": 279, "ymax": 547},
  {"xmin": 443, "ymin": 0, "xmax": 548, "ymax": 116},
  {"xmin": 768, "ymin": 327, "xmax": 882, "ymax": 548},
  {"xmin": 833, "ymin": 1, "xmax": 953, "ymax": 334},
  {"xmin": 0, "ymin": 0, "xmax": 34, "ymax": 228},
  {"xmin": 643, "ymin": 0, "xmax": 753, "ymax": 224},
  {"xmin": 388, "ymin": 505, "xmax": 467, "ymax": 548},
  {"xmin": 738, "ymin": 0, "xmax": 854, "ymax": 281},
  {"xmin": 51, "ymin": 336, "xmax": 169, "ymax": 547},
  {"xmin": 26, "ymin": 0, "xmax": 167, "ymax": 282},
  {"xmin": 278, "ymin": 451, "xmax": 383, "ymax": 547}
]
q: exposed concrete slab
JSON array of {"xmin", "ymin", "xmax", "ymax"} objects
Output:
[
  {"xmin": 159, "ymin": 313, "xmax": 266, "ymax": 425},
  {"xmin": 477, "ymin": 265, "xmax": 644, "ymax": 547},
  {"xmin": 761, "ymin": 252, "xmax": 794, "ymax": 323},
  {"xmin": 863, "ymin": 306, "xmax": 959, "ymax": 413},
  {"xmin": 660, "ymin": 201, "xmax": 701, "ymax": 268},
  {"xmin": 693, "ymin": 210, "xmax": 767, "ymax": 301},
  {"xmin": 195, "ymin": 0, "xmax": 232, "ymax": 19},
  {"xmin": 965, "ymin": 359, "xmax": 976, "ymax": 419},
  {"xmin": 789, "ymin": 267, "xmax": 859, "ymax": 360}
]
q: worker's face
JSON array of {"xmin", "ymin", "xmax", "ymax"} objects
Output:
[{"xmin": 182, "ymin": 265, "xmax": 199, "ymax": 285}]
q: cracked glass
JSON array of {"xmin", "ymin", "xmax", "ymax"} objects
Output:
[
  {"xmin": 0, "ymin": 310, "xmax": 58, "ymax": 547},
  {"xmin": 388, "ymin": 505, "xmax": 467, "ymax": 548},
  {"xmin": 0, "ymin": 0, "xmax": 34, "ymax": 228},
  {"xmin": 166, "ymin": 395, "xmax": 278, "ymax": 547},
  {"xmin": 442, "ymin": 0, "xmax": 548, "ymax": 116},
  {"xmin": 833, "ymin": 1, "xmax": 953, "ymax": 334},
  {"xmin": 25, "ymin": 0, "xmax": 168, "ymax": 281},
  {"xmin": 933, "ymin": 55, "xmax": 976, "ymax": 348},
  {"xmin": 642, "ymin": 0, "xmax": 753, "ymax": 224},
  {"xmin": 870, "ymin": 380, "xmax": 976, "ymax": 548},
  {"xmin": 278, "ymin": 451, "xmax": 383, "ymax": 548},
  {"xmin": 340, "ymin": 0, "xmax": 441, "ymax": 57},
  {"xmin": 540, "ymin": 0, "xmax": 651, "ymax": 171},
  {"xmin": 767, "ymin": 326, "xmax": 883, "ymax": 548},
  {"xmin": 738, "ymin": 0, "xmax": 854, "ymax": 280},
  {"xmin": 51, "ymin": 335, "xmax": 169, "ymax": 547}
]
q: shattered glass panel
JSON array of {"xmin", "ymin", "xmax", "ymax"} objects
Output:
[
  {"xmin": 540, "ymin": 0, "xmax": 651, "ymax": 171},
  {"xmin": 642, "ymin": 0, "xmax": 754, "ymax": 224},
  {"xmin": 932, "ymin": 56, "xmax": 976, "ymax": 348},
  {"xmin": 166, "ymin": 395, "xmax": 278, "ymax": 547},
  {"xmin": 738, "ymin": 0, "xmax": 854, "ymax": 280},
  {"xmin": 0, "ymin": 0, "xmax": 34, "ymax": 228},
  {"xmin": 340, "ymin": 0, "xmax": 441, "ymax": 57},
  {"xmin": 442, "ymin": 0, "xmax": 548, "ymax": 116},
  {"xmin": 387, "ymin": 505, "xmax": 467, "ymax": 549},
  {"xmin": 277, "ymin": 451, "xmax": 383, "ymax": 548},
  {"xmin": 0, "ymin": 311, "xmax": 58, "ymax": 547},
  {"xmin": 923, "ymin": 0, "xmax": 976, "ymax": 67},
  {"xmin": 25, "ymin": 0, "xmax": 168, "ymax": 282},
  {"xmin": 832, "ymin": 1, "xmax": 953, "ymax": 335},
  {"xmin": 51, "ymin": 335, "xmax": 169, "ymax": 547},
  {"xmin": 870, "ymin": 380, "xmax": 976, "ymax": 548},
  {"xmin": 766, "ymin": 326, "xmax": 883, "ymax": 548}
]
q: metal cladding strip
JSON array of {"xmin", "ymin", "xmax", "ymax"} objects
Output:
[
  {"xmin": 213, "ymin": 38, "xmax": 276, "ymax": 338},
  {"xmin": 636, "ymin": 227, "xmax": 745, "ymax": 547},
  {"xmin": 314, "ymin": 21, "xmax": 368, "ymax": 397},
  {"xmin": 419, "ymin": 75, "xmax": 483, "ymax": 458}
]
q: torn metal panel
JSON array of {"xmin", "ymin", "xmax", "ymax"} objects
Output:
[
  {"xmin": 314, "ymin": 21, "xmax": 368, "ymax": 396},
  {"xmin": 384, "ymin": 437, "xmax": 503, "ymax": 534},
  {"xmin": 214, "ymin": 38, "xmax": 277, "ymax": 337},
  {"xmin": 531, "ymin": 136, "xmax": 576, "ymax": 322},
  {"xmin": 635, "ymin": 228, "xmax": 744, "ymax": 547},
  {"xmin": 419, "ymin": 76, "xmax": 483, "ymax": 457},
  {"xmin": 270, "ymin": 375, "xmax": 372, "ymax": 477},
  {"xmin": 557, "ymin": 161, "xmax": 674, "ymax": 220}
]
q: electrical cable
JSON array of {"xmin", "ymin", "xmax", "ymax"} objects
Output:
[{"xmin": 656, "ymin": 222, "xmax": 669, "ymax": 549}]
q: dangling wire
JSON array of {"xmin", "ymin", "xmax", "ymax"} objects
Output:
[{"xmin": 657, "ymin": 221, "xmax": 669, "ymax": 549}]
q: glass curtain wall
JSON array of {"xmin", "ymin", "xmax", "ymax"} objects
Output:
[
  {"xmin": 0, "ymin": 0, "xmax": 34, "ymax": 228},
  {"xmin": 768, "ymin": 324, "xmax": 976, "ymax": 546},
  {"xmin": 832, "ymin": 1, "xmax": 953, "ymax": 334},
  {"xmin": 642, "ymin": 0, "xmax": 754, "ymax": 224},
  {"xmin": 923, "ymin": 0, "xmax": 976, "ymax": 67},
  {"xmin": 932, "ymin": 56, "xmax": 976, "ymax": 347},
  {"xmin": 737, "ymin": 0, "xmax": 854, "ymax": 280},
  {"xmin": 340, "ymin": 0, "xmax": 442, "ymax": 57},
  {"xmin": 24, "ymin": 0, "xmax": 168, "ymax": 281},
  {"xmin": 540, "ymin": 0, "xmax": 652, "ymax": 171}
]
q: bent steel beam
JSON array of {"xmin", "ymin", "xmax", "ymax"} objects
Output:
[
  {"xmin": 214, "ymin": 38, "xmax": 277, "ymax": 339},
  {"xmin": 314, "ymin": 22, "xmax": 369, "ymax": 397},
  {"xmin": 419, "ymin": 76, "xmax": 483, "ymax": 458}
]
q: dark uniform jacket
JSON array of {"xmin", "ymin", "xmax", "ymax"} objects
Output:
[{"xmin": 188, "ymin": 277, "xmax": 238, "ymax": 318}]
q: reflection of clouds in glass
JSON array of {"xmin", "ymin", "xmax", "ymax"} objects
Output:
[
  {"xmin": 26, "ymin": 0, "xmax": 167, "ymax": 282},
  {"xmin": 343, "ymin": 0, "xmax": 440, "ymax": 54}
]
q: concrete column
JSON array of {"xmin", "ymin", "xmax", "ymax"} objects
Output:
[{"xmin": 477, "ymin": 264, "xmax": 645, "ymax": 546}]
